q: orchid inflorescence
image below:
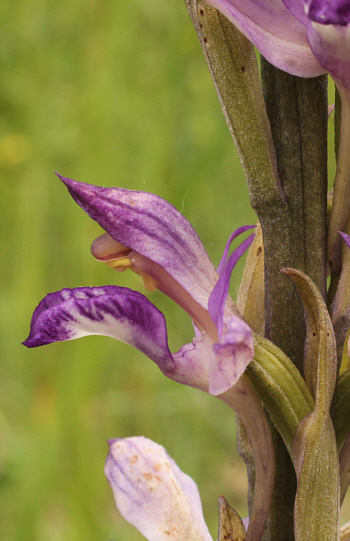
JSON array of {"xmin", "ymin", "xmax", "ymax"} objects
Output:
[{"xmin": 24, "ymin": 1, "xmax": 350, "ymax": 540}]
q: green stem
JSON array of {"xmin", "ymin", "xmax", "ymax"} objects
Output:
[{"xmin": 259, "ymin": 58, "xmax": 328, "ymax": 541}]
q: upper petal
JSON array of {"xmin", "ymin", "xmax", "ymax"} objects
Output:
[
  {"xmin": 217, "ymin": 224, "xmax": 256, "ymax": 275},
  {"xmin": 105, "ymin": 437, "xmax": 213, "ymax": 541},
  {"xmin": 208, "ymin": 232, "xmax": 255, "ymax": 340},
  {"xmin": 205, "ymin": 0, "xmax": 325, "ymax": 77},
  {"xmin": 23, "ymin": 286, "xmax": 175, "ymax": 372},
  {"xmin": 57, "ymin": 174, "xmax": 218, "ymax": 311}
]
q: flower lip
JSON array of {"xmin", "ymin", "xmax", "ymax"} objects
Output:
[{"xmin": 306, "ymin": 0, "xmax": 350, "ymax": 25}]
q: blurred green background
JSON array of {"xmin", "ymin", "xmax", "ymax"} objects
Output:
[
  {"xmin": 0, "ymin": 1, "xmax": 347, "ymax": 540},
  {"xmin": 0, "ymin": 1, "xmax": 254, "ymax": 539}
]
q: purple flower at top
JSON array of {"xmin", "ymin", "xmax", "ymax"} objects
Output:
[
  {"xmin": 205, "ymin": 0, "xmax": 350, "ymax": 83},
  {"xmin": 204, "ymin": 0, "xmax": 326, "ymax": 77}
]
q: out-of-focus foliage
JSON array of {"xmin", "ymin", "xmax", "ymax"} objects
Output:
[
  {"xmin": 2, "ymin": 1, "xmax": 348, "ymax": 540},
  {"xmin": 0, "ymin": 1, "xmax": 254, "ymax": 540}
]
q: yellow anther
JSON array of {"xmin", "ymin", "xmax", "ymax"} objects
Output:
[{"xmin": 105, "ymin": 257, "xmax": 133, "ymax": 269}]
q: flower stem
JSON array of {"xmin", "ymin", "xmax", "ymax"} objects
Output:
[{"xmin": 259, "ymin": 58, "xmax": 328, "ymax": 541}]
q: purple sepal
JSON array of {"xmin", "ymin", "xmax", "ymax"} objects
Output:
[
  {"xmin": 23, "ymin": 286, "xmax": 175, "ymax": 371},
  {"xmin": 205, "ymin": 0, "xmax": 326, "ymax": 77},
  {"xmin": 105, "ymin": 437, "xmax": 213, "ymax": 541},
  {"xmin": 305, "ymin": 0, "xmax": 350, "ymax": 89},
  {"xmin": 209, "ymin": 316, "xmax": 254, "ymax": 396},
  {"xmin": 208, "ymin": 233, "xmax": 254, "ymax": 340},
  {"xmin": 56, "ymin": 174, "xmax": 218, "ymax": 310},
  {"xmin": 340, "ymin": 231, "xmax": 350, "ymax": 249},
  {"xmin": 307, "ymin": 0, "xmax": 350, "ymax": 26}
]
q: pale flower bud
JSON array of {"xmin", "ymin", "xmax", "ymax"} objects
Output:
[{"xmin": 105, "ymin": 436, "xmax": 213, "ymax": 541}]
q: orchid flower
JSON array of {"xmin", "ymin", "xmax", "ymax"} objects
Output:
[
  {"xmin": 23, "ymin": 174, "xmax": 255, "ymax": 395},
  {"xmin": 105, "ymin": 436, "xmax": 214, "ymax": 541},
  {"xmin": 23, "ymin": 174, "xmax": 275, "ymax": 541}
]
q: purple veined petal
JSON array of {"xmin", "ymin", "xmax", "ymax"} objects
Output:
[
  {"xmin": 340, "ymin": 230, "xmax": 350, "ymax": 249},
  {"xmin": 208, "ymin": 233, "xmax": 255, "ymax": 340},
  {"xmin": 217, "ymin": 225, "xmax": 256, "ymax": 276},
  {"xmin": 205, "ymin": 0, "xmax": 326, "ymax": 77},
  {"xmin": 23, "ymin": 286, "xmax": 175, "ymax": 372},
  {"xmin": 306, "ymin": 1, "xmax": 350, "ymax": 89},
  {"xmin": 209, "ymin": 316, "xmax": 254, "ymax": 395},
  {"xmin": 56, "ymin": 174, "xmax": 218, "ymax": 311},
  {"xmin": 105, "ymin": 437, "xmax": 213, "ymax": 541}
]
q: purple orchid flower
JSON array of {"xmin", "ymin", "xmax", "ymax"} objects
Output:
[
  {"xmin": 23, "ymin": 174, "xmax": 255, "ymax": 396},
  {"xmin": 23, "ymin": 175, "xmax": 275, "ymax": 541},
  {"xmin": 105, "ymin": 436, "xmax": 214, "ymax": 541}
]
